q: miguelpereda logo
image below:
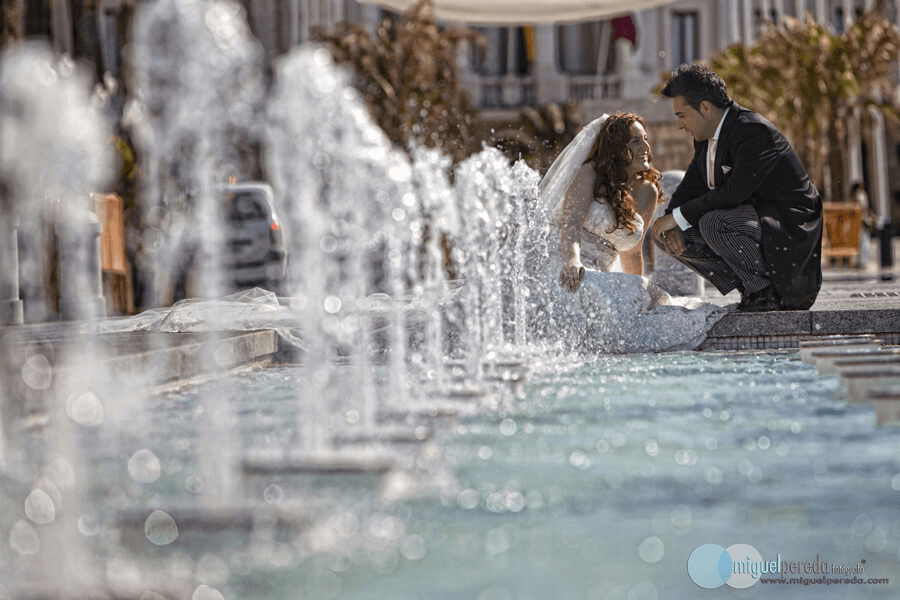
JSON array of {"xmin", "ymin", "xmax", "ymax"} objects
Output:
[{"xmin": 687, "ymin": 543, "xmax": 780, "ymax": 589}]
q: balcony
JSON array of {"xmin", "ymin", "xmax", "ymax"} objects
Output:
[
  {"xmin": 568, "ymin": 75, "xmax": 622, "ymax": 102},
  {"xmin": 469, "ymin": 73, "xmax": 623, "ymax": 110},
  {"xmin": 475, "ymin": 76, "xmax": 538, "ymax": 108}
]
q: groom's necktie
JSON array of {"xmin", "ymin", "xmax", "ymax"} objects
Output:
[{"xmin": 706, "ymin": 138, "xmax": 717, "ymax": 189}]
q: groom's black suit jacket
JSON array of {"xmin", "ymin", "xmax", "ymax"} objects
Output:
[{"xmin": 667, "ymin": 102, "xmax": 823, "ymax": 309}]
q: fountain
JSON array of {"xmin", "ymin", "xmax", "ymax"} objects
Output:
[{"xmin": 1, "ymin": 2, "xmax": 899, "ymax": 599}]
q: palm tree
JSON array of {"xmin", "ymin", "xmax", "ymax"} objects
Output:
[{"xmin": 709, "ymin": 1, "xmax": 900, "ymax": 202}]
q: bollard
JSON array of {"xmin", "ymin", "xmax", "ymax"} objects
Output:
[
  {"xmin": 56, "ymin": 196, "xmax": 105, "ymax": 321},
  {"xmin": 878, "ymin": 226, "xmax": 894, "ymax": 280}
]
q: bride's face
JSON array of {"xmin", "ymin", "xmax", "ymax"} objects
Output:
[{"xmin": 625, "ymin": 122, "xmax": 651, "ymax": 176}]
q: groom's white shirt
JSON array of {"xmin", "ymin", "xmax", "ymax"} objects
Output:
[{"xmin": 673, "ymin": 105, "xmax": 730, "ymax": 230}]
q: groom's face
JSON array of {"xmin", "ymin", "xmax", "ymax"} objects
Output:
[{"xmin": 672, "ymin": 96, "xmax": 717, "ymax": 142}]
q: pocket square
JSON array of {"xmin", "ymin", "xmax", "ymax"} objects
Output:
[{"xmin": 722, "ymin": 165, "xmax": 733, "ymax": 173}]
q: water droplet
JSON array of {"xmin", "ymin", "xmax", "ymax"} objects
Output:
[
  {"xmin": 145, "ymin": 510, "xmax": 178, "ymax": 545},
  {"xmin": 747, "ymin": 467, "xmax": 763, "ymax": 483},
  {"xmin": 644, "ymin": 439, "xmax": 659, "ymax": 457},
  {"xmin": 263, "ymin": 483, "xmax": 283, "ymax": 505},
  {"xmin": 457, "ymin": 488, "xmax": 479, "ymax": 509},
  {"xmin": 674, "ymin": 449, "xmax": 697, "ymax": 466},
  {"xmin": 197, "ymin": 553, "xmax": 230, "ymax": 586},
  {"xmin": 758, "ymin": 435, "xmax": 771, "ymax": 450},
  {"xmin": 21, "ymin": 354, "xmax": 53, "ymax": 390},
  {"xmin": 851, "ymin": 513, "xmax": 873, "ymax": 537},
  {"xmin": 185, "ymin": 475, "xmax": 205, "ymax": 494},
  {"xmin": 485, "ymin": 527, "xmax": 511, "ymax": 557},
  {"xmin": 628, "ymin": 581, "xmax": 659, "ymax": 600},
  {"xmin": 24, "ymin": 488, "xmax": 56, "ymax": 524},
  {"xmin": 478, "ymin": 446, "xmax": 493, "ymax": 460},
  {"xmin": 670, "ymin": 506, "xmax": 692, "ymax": 534},
  {"xmin": 638, "ymin": 536, "xmax": 665, "ymax": 563},
  {"xmin": 323, "ymin": 295, "xmax": 342, "ymax": 314},
  {"xmin": 77, "ymin": 511, "xmax": 101, "ymax": 537},
  {"xmin": 569, "ymin": 449, "xmax": 593, "ymax": 470},
  {"xmin": 192, "ymin": 585, "xmax": 224, "ymax": 600},
  {"xmin": 865, "ymin": 528, "xmax": 887, "ymax": 552},
  {"xmin": 705, "ymin": 467, "xmax": 723, "ymax": 484},
  {"xmin": 376, "ymin": 510, "xmax": 409, "ymax": 537},
  {"xmin": 499, "ymin": 418, "xmax": 516, "ymax": 436},
  {"xmin": 400, "ymin": 534, "xmax": 426, "ymax": 560},
  {"xmin": 9, "ymin": 520, "xmax": 40, "ymax": 555},
  {"xmin": 128, "ymin": 449, "xmax": 162, "ymax": 483},
  {"xmin": 370, "ymin": 548, "xmax": 399, "ymax": 574},
  {"xmin": 66, "ymin": 390, "xmax": 104, "ymax": 426},
  {"xmin": 43, "ymin": 457, "xmax": 77, "ymax": 490}
]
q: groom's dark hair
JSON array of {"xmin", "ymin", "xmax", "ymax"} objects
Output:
[{"xmin": 660, "ymin": 64, "xmax": 731, "ymax": 111}]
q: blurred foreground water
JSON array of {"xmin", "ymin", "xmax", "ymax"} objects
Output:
[{"xmin": 5, "ymin": 350, "xmax": 898, "ymax": 599}]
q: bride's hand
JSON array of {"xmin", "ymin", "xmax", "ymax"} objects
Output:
[{"xmin": 560, "ymin": 263, "xmax": 585, "ymax": 293}]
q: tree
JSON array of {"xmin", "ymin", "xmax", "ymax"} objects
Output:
[
  {"xmin": 313, "ymin": 0, "xmax": 484, "ymax": 164},
  {"xmin": 488, "ymin": 101, "xmax": 585, "ymax": 175},
  {"xmin": 708, "ymin": 1, "xmax": 900, "ymax": 202},
  {"xmin": 1, "ymin": 0, "xmax": 23, "ymax": 49}
]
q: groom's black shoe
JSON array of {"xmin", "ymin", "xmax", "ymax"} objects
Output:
[{"xmin": 738, "ymin": 285, "xmax": 781, "ymax": 312}]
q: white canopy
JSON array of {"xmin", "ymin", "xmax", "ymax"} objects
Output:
[{"xmin": 359, "ymin": 0, "xmax": 676, "ymax": 25}]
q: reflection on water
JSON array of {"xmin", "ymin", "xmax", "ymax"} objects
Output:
[{"xmin": 7, "ymin": 350, "xmax": 895, "ymax": 599}]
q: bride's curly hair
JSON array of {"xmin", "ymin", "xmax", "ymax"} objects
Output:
[{"xmin": 585, "ymin": 112, "xmax": 663, "ymax": 234}]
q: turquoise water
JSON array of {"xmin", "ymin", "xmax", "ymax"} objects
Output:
[{"xmin": 11, "ymin": 350, "xmax": 900, "ymax": 599}]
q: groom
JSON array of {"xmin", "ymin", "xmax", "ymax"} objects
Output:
[{"xmin": 650, "ymin": 64, "xmax": 823, "ymax": 312}]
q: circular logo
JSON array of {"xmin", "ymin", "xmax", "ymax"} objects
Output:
[{"xmin": 687, "ymin": 543, "xmax": 763, "ymax": 589}]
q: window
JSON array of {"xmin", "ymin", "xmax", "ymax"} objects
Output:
[
  {"xmin": 472, "ymin": 27, "xmax": 508, "ymax": 75},
  {"xmin": 671, "ymin": 11, "xmax": 698, "ymax": 66},
  {"xmin": 470, "ymin": 26, "xmax": 532, "ymax": 77},
  {"xmin": 557, "ymin": 21, "xmax": 604, "ymax": 75}
]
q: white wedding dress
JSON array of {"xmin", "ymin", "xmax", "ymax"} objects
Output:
[{"xmin": 530, "ymin": 115, "xmax": 728, "ymax": 353}]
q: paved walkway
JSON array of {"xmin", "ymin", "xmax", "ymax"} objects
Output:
[{"xmin": 699, "ymin": 258, "xmax": 900, "ymax": 350}]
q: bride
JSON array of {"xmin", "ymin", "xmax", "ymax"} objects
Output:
[{"xmin": 533, "ymin": 112, "xmax": 727, "ymax": 353}]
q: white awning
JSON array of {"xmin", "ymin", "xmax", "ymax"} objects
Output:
[{"xmin": 359, "ymin": 0, "xmax": 677, "ymax": 25}]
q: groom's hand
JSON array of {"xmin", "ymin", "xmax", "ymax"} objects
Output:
[{"xmin": 651, "ymin": 214, "xmax": 686, "ymax": 256}]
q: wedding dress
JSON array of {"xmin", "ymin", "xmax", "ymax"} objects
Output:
[{"xmin": 530, "ymin": 115, "xmax": 729, "ymax": 353}]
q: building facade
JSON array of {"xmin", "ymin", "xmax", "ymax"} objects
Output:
[{"xmin": 4, "ymin": 0, "xmax": 899, "ymax": 201}]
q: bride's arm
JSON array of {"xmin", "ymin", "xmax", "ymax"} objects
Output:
[
  {"xmin": 559, "ymin": 166, "xmax": 595, "ymax": 291},
  {"xmin": 619, "ymin": 246, "xmax": 643, "ymax": 275},
  {"xmin": 618, "ymin": 179, "xmax": 659, "ymax": 276}
]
